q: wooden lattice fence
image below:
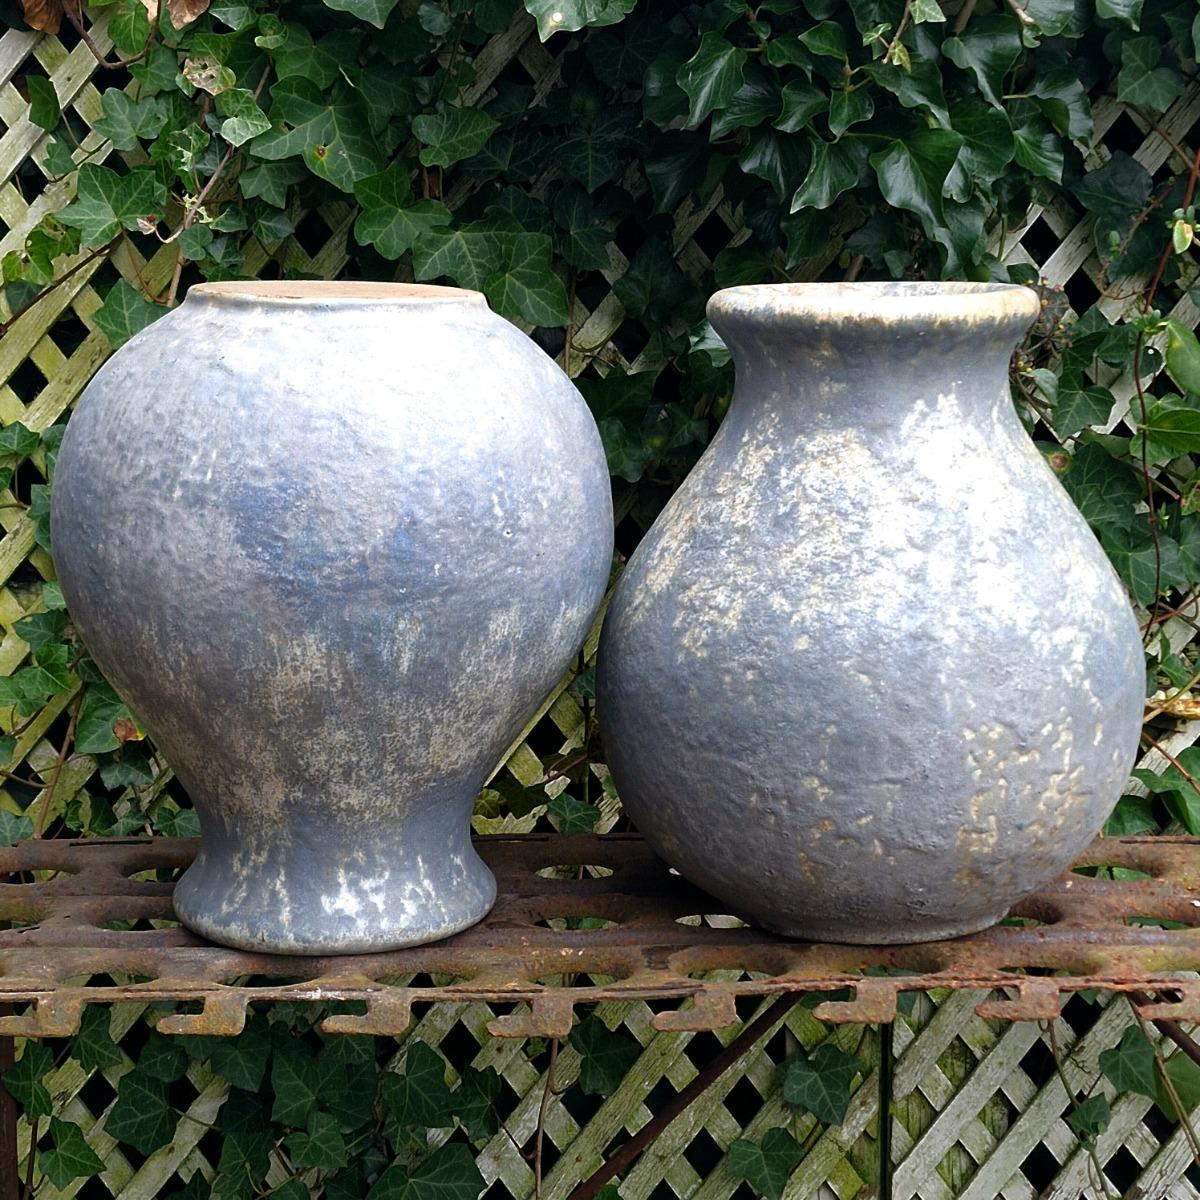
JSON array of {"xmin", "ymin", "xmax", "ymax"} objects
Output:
[{"xmin": 1, "ymin": 7, "xmax": 1200, "ymax": 1200}]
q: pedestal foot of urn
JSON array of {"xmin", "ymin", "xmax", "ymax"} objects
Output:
[{"xmin": 172, "ymin": 833, "xmax": 496, "ymax": 955}]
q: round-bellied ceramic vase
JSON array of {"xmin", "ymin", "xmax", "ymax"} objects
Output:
[
  {"xmin": 598, "ymin": 282, "xmax": 1144, "ymax": 944},
  {"xmin": 52, "ymin": 281, "xmax": 613, "ymax": 954}
]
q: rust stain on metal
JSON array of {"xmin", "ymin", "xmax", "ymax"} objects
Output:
[{"xmin": 0, "ymin": 834, "xmax": 1195, "ymax": 1038}]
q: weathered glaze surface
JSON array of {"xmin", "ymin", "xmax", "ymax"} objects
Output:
[
  {"xmin": 598, "ymin": 282, "xmax": 1144, "ymax": 944},
  {"xmin": 52, "ymin": 281, "xmax": 613, "ymax": 954}
]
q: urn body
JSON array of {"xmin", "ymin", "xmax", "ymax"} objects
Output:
[
  {"xmin": 598, "ymin": 283, "xmax": 1143, "ymax": 943},
  {"xmin": 52, "ymin": 282, "xmax": 613, "ymax": 954}
]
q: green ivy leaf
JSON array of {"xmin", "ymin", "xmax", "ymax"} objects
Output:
[
  {"xmin": 381, "ymin": 1042, "xmax": 454, "ymax": 1128},
  {"xmin": 367, "ymin": 1142, "xmax": 485, "ymax": 1200},
  {"xmin": 217, "ymin": 88, "xmax": 271, "ymax": 147},
  {"xmin": 14, "ymin": 611, "xmax": 67, "ymax": 653},
  {"xmin": 94, "ymin": 280, "xmax": 165, "ymax": 349},
  {"xmin": 676, "ymin": 32, "xmax": 746, "ymax": 128},
  {"xmin": 739, "ymin": 129, "xmax": 805, "ymax": 202},
  {"xmin": 455, "ymin": 1066, "xmax": 501, "ymax": 1141},
  {"xmin": 1134, "ymin": 396, "xmax": 1200, "ymax": 461},
  {"xmin": 948, "ymin": 98, "xmax": 1014, "ymax": 189},
  {"xmin": 354, "ymin": 165, "xmax": 451, "ymax": 258},
  {"xmin": 1053, "ymin": 386, "xmax": 1114, "ymax": 438},
  {"xmin": 413, "ymin": 215, "xmax": 568, "ymax": 326},
  {"xmin": 286, "ymin": 1109, "xmax": 349, "ymax": 1170},
  {"xmin": 413, "ymin": 109, "xmax": 500, "ymax": 169},
  {"xmin": 271, "ymin": 1042, "xmax": 321, "ymax": 1127},
  {"xmin": 252, "ymin": 79, "xmax": 386, "ymax": 193},
  {"xmin": 798, "ymin": 20, "xmax": 846, "ymax": 60},
  {"xmin": 791, "ymin": 137, "xmax": 861, "ymax": 212},
  {"xmin": 139, "ymin": 1031, "xmax": 189, "ymax": 1082},
  {"xmin": 93, "ymin": 91, "xmax": 168, "ymax": 152},
  {"xmin": 484, "ymin": 231, "xmax": 569, "ymax": 326},
  {"xmin": 240, "ymin": 160, "xmax": 306, "ymax": 208},
  {"xmin": 869, "ymin": 127, "xmax": 963, "ymax": 242},
  {"xmin": 1165, "ymin": 319, "xmax": 1200, "ymax": 395},
  {"xmin": 1117, "ymin": 38, "xmax": 1184, "ymax": 112},
  {"xmin": 215, "ymin": 1095, "xmax": 273, "ymax": 1197},
  {"xmin": 552, "ymin": 185, "xmax": 611, "ymax": 270},
  {"xmin": 1031, "ymin": 68, "xmax": 1093, "ymax": 143},
  {"xmin": 3, "ymin": 1041, "xmax": 53, "ymax": 1119},
  {"xmin": 35, "ymin": 641, "xmax": 71, "ymax": 692},
  {"xmin": 43, "ymin": 138, "xmax": 75, "ymax": 178},
  {"xmin": 1097, "ymin": 0, "xmax": 1143, "ymax": 28},
  {"xmin": 1073, "ymin": 152, "xmax": 1152, "ymax": 224},
  {"xmin": 728, "ymin": 1128, "xmax": 803, "ymax": 1200},
  {"xmin": 828, "ymin": 87, "xmax": 873, "ymax": 139},
  {"xmin": 780, "ymin": 1043, "xmax": 860, "ymax": 1125},
  {"xmin": 26, "ymin": 76, "xmax": 60, "ymax": 132},
  {"xmin": 107, "ymin": 1068, "xmax": 175, "ymax": 1154},
  {"xmin": 1156, "ymin": 1051, "xmax": 1200, "ymax": 1119},
  {"xmin": 559, "ymin": 107, "xmax": 632, "ymax": 191},
  {"xmin": 774, "ymin": 80, "xmax": 826, "ymax": 133},
  {"xmin": 323, "ymin": 0, "xmax": 401, "ymax": 29},
  {"xmin": 178, "ymin": 224, "xmax": 216, "ymax": 260},
  {"xmin": 1132, "ymin": 747, "xmax": 1200, "ymax": 834},
  {"xmin": 0, "ymin": 422, "xmax": 40, "ymax": 456},
  {"xmin": 942, "ymin": 14, "xmax": 1021, "ymax": 107},
  {"xmin": 1100, "ymin": 525, "xmax": 1185, "ymax": 606},
  {"xmin": 130, "ymin": 40, "xmax": 180, "ymax": 91},
  {"xmin": 710, "ymin": 69, "xmax": 778, "ymax": 139},
  {"xmin": 643, "ymin": 129, "xmax": 709, "ymax": 212},
  {"xmin": 72, "ymin": 1005, "xmax": 124, "ymax": 1073},
  {"xmin": 1012, "ymin": 117, "xmax": 1063, "ymax": 183},
  {"xmin": 1099, "ymin": 1026, "xmax": 1158, "ymax": 1096},
  {"xmin": 208, "ymin": 1015, "xmax": 271, "ymax": 1091},
  {"xmin": 1066, "ymin": 1095, "xmax": 1111, "ymax": 1144},
  {"xmin": 1105, "ymin": 794, "xmax": 1157, "ymax": 836},
  {"xmin": 161, "ymin": 126, "xmax": 211, "ymax": 180},
  {"xmin": 75, "ymin": 682, "xmax": 133, "ymax": 755},
  {"xmin": 0, "ymin": 811, "xmax": 33, "ymax": 847},
  {"xmin": 60, "ymin": 164, "xmax": 166, "ymax": 246},
  {"xmin": 109, "ymin": 1, "xmax": 151, "ymax": 55},
  {"xmin": 570, "ymin": 1015, "xmax": 641, "ymax": 1095},
  {"xmin": 525, "ymin": 0, "xmax": 637, "ymax": 41},
  {"xmin": 909, "ymin": 0, "xmax": 944, "ymax": 21},
  {"xmin": 40, "ymin": 1118, "xmax": 106, "ymax": 1190},
  {"xmin": 546, "ymin": 793, "xmax": 599, "ymax": 832}
]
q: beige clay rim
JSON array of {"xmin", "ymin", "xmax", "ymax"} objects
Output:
[
  {"xmin": 187, "ymin": 281, "xmax": 486, "ymax": 305},
  {"xmin": 708, "ymin": 282, "xmax": 1040, "ymax": 328}
]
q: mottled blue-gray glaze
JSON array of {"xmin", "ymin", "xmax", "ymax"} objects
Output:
[
  {"xmin": 598, "ymin": 283, "xmax": 1144, "ymax": 944},
  {"xmin": 52, "ymin": 281, "xmax": 613, "ymax": 954}
]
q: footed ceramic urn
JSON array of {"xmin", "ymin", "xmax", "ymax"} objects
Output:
[
  {"xmin": 598, "ymin": 282, "xmax": 1144, "ymax": 944},
  {"xmin": 52, "ymin": 281, "xmax": 613, "ymax": 954}
]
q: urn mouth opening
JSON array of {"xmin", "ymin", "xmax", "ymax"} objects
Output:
[
  {"xmin": 708, "ymin": 282, "xmax": 1039, "ymax": 334},
  {"xmin": 187, "ymin": 281, "xmax": 486, "ymax": 306}
]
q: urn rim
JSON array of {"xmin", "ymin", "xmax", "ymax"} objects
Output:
[
  {"xmin": 707, "ymin": 281, "xmax": 1039, "ymax": 332},
  {"xmin": 186, "ymin": 280, "xmax": 487, "ymax": 307}
]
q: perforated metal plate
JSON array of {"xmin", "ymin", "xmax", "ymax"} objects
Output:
[{"xmin": 0, "ymin": 834, "xmax": 1195, "ymax": 1038}]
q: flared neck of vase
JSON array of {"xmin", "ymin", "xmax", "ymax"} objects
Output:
[{"xmin": 708, "ymin": 283, "xmax": 1039, "ymax": 426}]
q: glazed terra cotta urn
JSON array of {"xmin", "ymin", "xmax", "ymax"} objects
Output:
[
  {"xmin": 52, "ymin": 281, "xmax": 613, "ymax": 955},
  {"xmin": 597, "ymin": 282, "xmax": 1144, "ymax": 944}
]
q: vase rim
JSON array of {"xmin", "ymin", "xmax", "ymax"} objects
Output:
[
  {"xmin": 708, "ymin": 281, "xmax": 1039, "ymax": 329},
  {"xmin": 187, "ymin": 281, "xmax": 487, "ymax": 306}
]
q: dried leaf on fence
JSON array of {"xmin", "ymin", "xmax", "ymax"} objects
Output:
[
  {"xmin": 168, "ymin": 0, "xmax": 210, "ymax": 28},
  {"xmin": 19, "ymin": 0, "xmax": 79, "ymax": 35}
]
